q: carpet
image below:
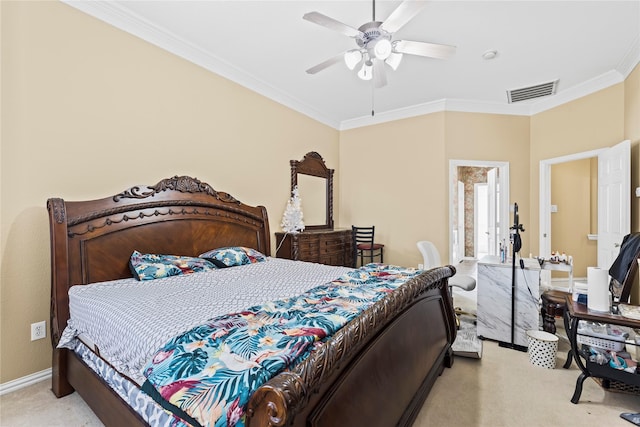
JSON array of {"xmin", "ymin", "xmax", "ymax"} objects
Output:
[{"xmin": 452, "ymin": 314, "xmax": 483, "ymax": 359}]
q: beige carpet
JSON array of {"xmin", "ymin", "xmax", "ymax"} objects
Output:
[
  {"xmin": 0, "ymin": 378, "xmax": 100, "ymax": 426},
  {"xmin": 416, "ymin": 330, "xmax": 640, "ymax": 427},
  {"xmin": 1, "ymin": 327, "xmax": 639, "ymax": 427}
]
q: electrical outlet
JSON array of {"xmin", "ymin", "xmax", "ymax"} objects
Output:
[
  {"xmin": 418, "ymin": 263, "xmax": 424, "ymax": 270},
  {"xmin": 31, "ymin": 321, "xmax": 46, "ymax": 341}
]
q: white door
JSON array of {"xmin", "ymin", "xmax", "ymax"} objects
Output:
[
  {"xmin": 487, "ymin": 168, "xmax": 498, "ymax": 256},
  {"xmin": 597, "ymin": 140, "xmax": 631, "ymax": 268},
  {"xmin": 456, "ymin": 181, "xmax": 465, "ymax": 261},
  {"xmin": 474, "ymin": 183, "xmax": 489, "ymax": 259}
]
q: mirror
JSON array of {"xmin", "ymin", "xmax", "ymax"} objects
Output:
[
  {"xmin": 291, "ymin": 152, "xmax": 334, "ymax": 230},
  {"xmin": 297, "ymin": 175, "xmax": 326, "ymax": 225}
]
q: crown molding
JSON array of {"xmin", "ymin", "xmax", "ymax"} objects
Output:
[
  {"xmin": 339, "ymin": 99, "xmax": 447, "ymax": 130},
  {"xmin": 617, "ymin": 35, "xmax": 640, "ymax": 78},
  {"xmin": 62, "ymin": 1, "xmax": 341, "ymax": 129},
  {"xmin": 62, "ymin": 1, "xmax": 640, "ymax": 131},
  {"xmin": 444, "ymin": 99, "xmax": 531, "ymax": 116},
  {"xmin": 528, "ymin": 70, "xmax": 625, "ymax": 115}
]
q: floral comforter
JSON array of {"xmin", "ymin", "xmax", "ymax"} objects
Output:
[{"xmin": 141, "ymin": 264, "xmax": 421, "ymax": 427}]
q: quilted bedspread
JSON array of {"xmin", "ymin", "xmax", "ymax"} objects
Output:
[{"xmin": 141, "ymin": 263, "xmax": 421, "ymax": 427}]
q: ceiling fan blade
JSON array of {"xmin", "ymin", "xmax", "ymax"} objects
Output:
[
  {"xmin": 306, "ymin": 53, "xmax": 345, "ymax": 75},
  {"xmin": 303, "ymin": 12, "xmax": 364, "ymax": 38},
  {"xmin": 394, "ymin": 40, "xmax": 456, "ymax": 59},
  {"xmin": 372, "ymin": 59, "xmax": 387, "ymax": 88},
  {"xmin": 379, "ymin": 0, "xmax": 428, "ymax": 34}
]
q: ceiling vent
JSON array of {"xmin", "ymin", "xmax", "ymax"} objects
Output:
[{"xmin": 507, "ymin": 80, "xmax": 558, "ymax": 103}]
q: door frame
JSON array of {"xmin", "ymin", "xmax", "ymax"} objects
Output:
[
  {"xmin": 449, "ymin": 159, "xmax": 510, "ymax": 264},
  {"xmin": 539, "ymin": 148, "xmax": 605, "ymax": 260}
]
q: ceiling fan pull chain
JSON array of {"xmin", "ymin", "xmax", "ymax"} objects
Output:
[{"xmin": 371, "ymin": 84, "xmax": 375, "ymax": 117}]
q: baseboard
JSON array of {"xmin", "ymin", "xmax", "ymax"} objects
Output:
[{"xmin": 0, "ymin": 368, "xmax": 51, "ymax": 396}]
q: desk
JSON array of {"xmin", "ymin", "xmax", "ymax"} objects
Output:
[
  {"xmin": 541, "ymin": 260, "xmax": 573, "ymax": 290},
  {"xmin": 477, "ymin": 256, "xmax": 541, "ymax": 348},
  {"xmin": 565, "ymin": 297, "xmax": 640, "ymax": 403}
]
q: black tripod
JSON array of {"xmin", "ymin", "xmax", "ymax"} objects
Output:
[{"xmin": 499, "ymin": 202, "xmax": 528, "ymax": 352}]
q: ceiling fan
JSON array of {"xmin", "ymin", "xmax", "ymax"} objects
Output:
[{"xmin": 304, "ymin": 0, "xmax": 455, "ymax": 89}]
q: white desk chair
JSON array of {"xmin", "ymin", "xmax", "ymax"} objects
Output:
[
  {"xmin": 416, "ymin": 241, "xmax": 476, "ymax": 324},
  {"xmin": 416, "ymin": 241, "xmax": 476, "ymax": 292}
]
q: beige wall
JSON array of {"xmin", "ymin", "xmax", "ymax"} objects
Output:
[
  {"xmin": 1, "ymin": 1, "xmax": 340, "ymax": 383},
  {"xmin": 529, "ymin": 84, "xmax": 627, "ymax": 258},
  {"xmin": 625, "ymin": 64, "xmax": 640, "ymax": 233},
  {"xmin": 624, "ymin": 64, "xmax": 640, "ymax": 302},
  {"xmin": 339, "ymin": 112, "xmax": 530, "ymax": 268},
  {"xmin": 445, "ymin": 112, "xmax": 531, "ymax": 256},
  {"xmin": 339, "ymin": 113, "xmax": 446, "ymax": 267},
  {"xmin": 2, "ymin": 1, "xmax": 639, "ymax": 385}
]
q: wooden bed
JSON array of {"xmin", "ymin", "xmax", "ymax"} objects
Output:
[{"xmin": 48, "ymin": 175, "xmax": 457, "ymax": 427}]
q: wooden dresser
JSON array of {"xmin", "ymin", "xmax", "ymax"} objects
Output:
[{"xmin": 275, "ymin": 229, "xmax": 353, "ymax": 267}]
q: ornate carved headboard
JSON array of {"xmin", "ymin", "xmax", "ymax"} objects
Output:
[{"xmin": 47, "ymin": 175, "xmax": 270, "ymax": 346}]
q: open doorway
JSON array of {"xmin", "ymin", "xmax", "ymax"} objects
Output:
[
  {"xmin": 449, "ymin": 160, "xmax": 510, "ymax": 264},
  {"xmin": 539, "ymin": 140, "xmax": 630, "ymax": 285}
]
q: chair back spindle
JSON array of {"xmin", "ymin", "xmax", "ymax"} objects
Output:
[{"xmin": 352, "ymin": 226, "xmax": 384, "ymax": 268}]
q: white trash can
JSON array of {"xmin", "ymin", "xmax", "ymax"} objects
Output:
[{"xmin": 526, "ymin": 330, "xmax": 558, "ymax": 369}]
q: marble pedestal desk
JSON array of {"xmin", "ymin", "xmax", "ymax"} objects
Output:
[{"xmin": 477, "ymin": 256, "xmax": 541, "ymax": 349}]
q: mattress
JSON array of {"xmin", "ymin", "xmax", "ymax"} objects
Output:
[{"xmin": 58, "ymin": 258, "xmax": 353, "ymax": 384}]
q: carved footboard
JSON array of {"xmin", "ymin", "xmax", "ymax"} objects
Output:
[{"xmin": 246, "ymin": 266, "xmax": 456, "ymax": 427}]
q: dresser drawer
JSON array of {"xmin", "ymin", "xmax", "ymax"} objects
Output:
[
  {"xmin": 275, "ymin": 230, "xmax": 353, "ymax": 267},
  {"xmin": 320, "ymin": 238, "xmax": 346, "ymax": 254},
  {"xmin": 298, "ymin": 235, "xmax": 319, "ymax": 248}
]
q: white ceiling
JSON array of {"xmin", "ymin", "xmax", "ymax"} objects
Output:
[{"xmin": 65, "ymin": 1, "xmax": 640, "ymax": 130}]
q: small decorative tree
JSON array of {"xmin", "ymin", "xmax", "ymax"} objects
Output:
[{"xmin": 281, "ymin": 186, "xmax": 305, "ymax": 233}]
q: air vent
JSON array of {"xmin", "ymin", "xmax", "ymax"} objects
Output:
[{"xmin": 507, "ymin": 80, "xmax": 558, "ymax": 103}]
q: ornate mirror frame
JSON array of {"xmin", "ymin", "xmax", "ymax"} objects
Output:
[{"xmin": 291, "ymin": 151, "xmax": 334, "ymax": 230}]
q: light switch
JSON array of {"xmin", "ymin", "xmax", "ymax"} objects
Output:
[
  {"xmin": 636, "ymin": 187, "xmax": 640, "ymax": 197},
  {"xmin": 550, "ymin": 204, "xmax": 558, "ymax": 213}
]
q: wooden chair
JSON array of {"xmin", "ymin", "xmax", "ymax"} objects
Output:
[
  {"xmin": 352, "ymin": 226, "xmax": 384, "ymax": 267},
  {"xmin": 540, "ymin": 289, "xmax": 569, "ymax": 334},
  {"xmin": 541, "ymin": 233, "xmax": 640, "ymax": 334}
]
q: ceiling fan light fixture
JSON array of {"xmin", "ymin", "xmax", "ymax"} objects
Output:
[
  {"xmin": 303, "ymin": 0, "xmax": 454, "ymax": 87},
  {"xmin": 357, "ymin": 60, "xmax": 373, "ymax": 81},
  {"xmin": 372, "ymin": 38, "xmax": 392, "ymax": 60},
  {"xmin": 482, "ymin": 49, "xmax": 498, "ymax": 60},
  {"xmin": 385, "ymin": 51, "xmax": 403, "ymax": 70},
  {"xmin": 344, "ymin": 50, "xmax": 363, "ymax": 70}
]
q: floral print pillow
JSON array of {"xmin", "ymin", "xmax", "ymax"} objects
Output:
[
  {"xmin": 129, "ymin": 250, "xmax": 217, "ymax": 281},
  {"xmin": 199, "ymin": 246, "xmax": 267, "ymax": 267}
]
